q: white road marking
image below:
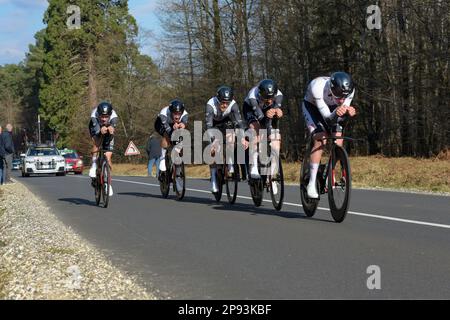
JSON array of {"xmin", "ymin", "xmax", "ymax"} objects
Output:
[{"xmin": 72, "ymin": 176, "xmax": 450, "ymax": 230}]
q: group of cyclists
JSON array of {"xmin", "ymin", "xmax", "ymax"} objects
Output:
[{"xmin": 87, "ymin": 71, "xmax": 356, "ymax": 202}]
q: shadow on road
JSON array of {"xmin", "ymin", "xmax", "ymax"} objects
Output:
[
  {"xmin": 117, "ymin": 192, "xmax": 333, "ymax": 223},
  {"xmin": 17, "ymin": 174, "xmax": 61, "ymax": 178},
  {"xmin": 59, "ymin": 198, "xmax": 97, "ymax": 206},
  {"xmin": 207, "ymin": 199, "xmax": 333, "ymax": 223},
  {"xmin": 118, "ymin": 192, "xmax": 153, "ymax": 198}
]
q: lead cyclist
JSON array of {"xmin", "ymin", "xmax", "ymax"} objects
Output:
[{"xmin": 301, "ymin": 72, "xmax": 357, "ymax": 199}]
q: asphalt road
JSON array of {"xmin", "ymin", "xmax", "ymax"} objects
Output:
[{"xmin": 14, "ymin": 171, "xmax": 450, "ymax": 299}]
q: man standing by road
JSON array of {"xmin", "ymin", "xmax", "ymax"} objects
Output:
[
  {"xmin": 1, "ymin": 123, "xmax": 15, "ymax": 184},
  {"xmin": 146, "ymin": 134, "xmax": 161, "ymax": 177}
]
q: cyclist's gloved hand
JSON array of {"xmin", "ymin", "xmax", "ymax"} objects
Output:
[
  {"xmin": 336, "ymin": 105, "xmax": 348, "ymax": 117},
  {"xmin": 266, "ymin": 108, "xmax": 276, "ymax": 119},
  {"xmin": 211, "ymin": 139, "xmax": 220, "ymax": 153},
  {"xmin": 346, "ymin": 106, "xmax": 356, "ymax": 117},
  {"xmin": 274, "ymin": 108, "xmax": 283, "ymax": 118},
  {"xmin": 241, "ymin": 137, "xmax": 249, "ymax": 150}
]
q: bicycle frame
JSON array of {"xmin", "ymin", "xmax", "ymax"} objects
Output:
[
  {"xmin": 300, "ymin": 130, "xmax": 356, "ymax": 222},
  {"xmin": 159, "ymin": 136, "xmax": 185, "ymax": 200},
  {"xmin": 93, "ymin": 133, "xmax": 113, "ymax": 208}
]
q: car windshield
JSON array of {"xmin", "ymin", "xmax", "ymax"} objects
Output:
[
  {"xmin": 63, "ymin": 153, "xmax": 78, "ymax": 159},
  {"xmin": 28, "ymin": 148, "xmax": 59, "ymax": 156}
]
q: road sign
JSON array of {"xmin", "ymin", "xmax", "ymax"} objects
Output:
[{"xmin": 125, "ymin": 141, "xmax": 140, "ymax": 156}]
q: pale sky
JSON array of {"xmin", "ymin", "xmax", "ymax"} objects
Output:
[{"xmin": 0, "ymin": 0, "xmax": 162, "ymax": 65}]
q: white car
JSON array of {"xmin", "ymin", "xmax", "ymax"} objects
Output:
[{"xmin": 21, "ymin": 145, "xmax": 66, "ymax": 177}]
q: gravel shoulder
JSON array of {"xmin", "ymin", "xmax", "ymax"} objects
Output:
[{"xmin": 0, "ymin": 181, "xmax": 154, "ymax": 300}]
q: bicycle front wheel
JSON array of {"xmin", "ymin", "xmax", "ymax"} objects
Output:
[
  {"xmin": 269, "ymin": 158, "xmax": 284, "ymax": 211},
  {"xmin": 327, "ymin": 145, "xmax": 351, "ymax": 222},
  {"xmin": 213, "ymin": 166, "xmax": 223, "ymax": 202},
  {"xmin": 174, "ymin": 163, "xmax": 186, "ymax": 201},
  {"xmin": 249, "ymin": 178, "xmax": 263, "ymax": 207},
  {"xmin": 225, "ymin": 164, "xmax": 239, "ymax": 204},
  {"xmin": 94, "ymin": 177, "xmax": 101, "ymax": 206},
  {"xmin": 159, "ymin": 157, "xmax": 170, "ymax": 198},
  {"xmin": 300, "ymin": 151, "xmax": 319, "ymax": 217},
  {"xmin": 101, "ymin": 161, "xmax": 111, "ymax": 208}
]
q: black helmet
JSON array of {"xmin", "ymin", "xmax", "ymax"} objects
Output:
[
  {"xmin": 97, "ymin": 101, "xmax": 113, "ymax": 116},
  {"xmin": 258, "ymin": 79, "xmax": 278, "ymax": 99},
  {"xmin": 216, "ymin": 86, "xmax": 234, "ymax": 102},
  {"xmin": 169, "ymin": 99, "xmax": 185, "ymax": 113},
  {"xmin": 330, "ymin": 72, "xmax": 354, "ymax": 98}
]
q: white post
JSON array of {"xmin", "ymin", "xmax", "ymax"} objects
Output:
[{"xmin": 38, "ymin": 115, "xmax": 41, "ymax": 144}]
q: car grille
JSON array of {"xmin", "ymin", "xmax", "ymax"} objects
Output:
[{"xmin": 36, "ymin": 160, "xmax": 57, "ymax": 170}]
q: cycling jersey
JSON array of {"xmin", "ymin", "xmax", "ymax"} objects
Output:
[
  {"xmin": 205, "ymin": 97, "xmax": 245, "ymax": 128},
  {"xmin": 205, "ymin": 96, "xmax": 245, "ymax": 140},
  {"xmin": 244, "ymin": 86, "xmax": 283, "ymax": 122},
  {"xmin": 89, "ymin": 108, "xmax": 118, "ymax": 136},
  {"xmin": 302, "ymin": 76, "xmax": 355, "ymax": 133},
  {"xmin": 88, "ymin": 108, "xmax": 118, "ymax": 151},
  {"xmin": 155, "ymin": 106, "xmax": 189, "ymax": 137}
]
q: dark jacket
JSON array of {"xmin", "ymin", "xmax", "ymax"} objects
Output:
[
  {"xmin": 1, "ymin": 131, "xmax": 14, "ymax": 155},
  {"xmin": 0, "ymin": 133, "xmax": 5, "ymax": 158},
  {"xmin": 146, "ymin": 136, "xmax": 161, "ymax": 159}
]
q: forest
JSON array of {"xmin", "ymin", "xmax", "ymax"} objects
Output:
[{"xmin": 0, "ymin": 0, "xmax": 448, "ymax": 161}]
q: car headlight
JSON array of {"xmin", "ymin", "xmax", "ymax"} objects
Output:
[{"xmin": 25, "ymin": 159, "xmax": 35, "ymax": 164}]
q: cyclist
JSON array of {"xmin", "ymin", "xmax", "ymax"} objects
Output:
[
  {"xmin": 205, "ymin": 86, "xmax": 248, "ymax": 193},
  {"xmin": 154, "ymin": 99, "xmax": 189, "ymax": 175},
  {"xmin": 88, "ymin": 101, "xmax": 118, "ymax": 196},
  {"xmin": 243, "ymin": 79, "xmax": 284, "ymax": 181},
  {"xmin": 302, "ymin": 71, "xmax": 357, "ymax": 199}
]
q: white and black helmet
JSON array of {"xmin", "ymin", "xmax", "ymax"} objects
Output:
[
  {"xmin": 97, "ymin": 101, "xmax": 113, "ymax": 116},
  {"xmin": 330, "ymin": 72, "xmax": 354, "ymax": 98},
  {"xmin": 258, "ymin": 79, "xmax": 278, "ymax": 99},
  {"xmin": 216, "ymin": 86, "xmax": 234, "ymax": 102},
  {"xmin": 169, "ymin": 99, "xmax": 185, "ymax": 113}
]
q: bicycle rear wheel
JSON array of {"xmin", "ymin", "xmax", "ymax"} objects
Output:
[
  {"xmin": 225, "ymin": 164, "xmax": 239, "ymax": 204},
  {"xmin": 300, "ymin": 151, "xmax": 319, "ymax": 217},
  {"xmin": 174, "ymin": 162, "xmax": 186, "ymax": 201},
  {"xmin": 101, "ymin": 161, "xmax": 111, "ymax": 208},
  {"xmin": 269, "ymin": 158, "xmax": 284, "ymax": 211},
  {"xmin": 328, "ymin": 145, "xmax": 351, "ymax": 223}
]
